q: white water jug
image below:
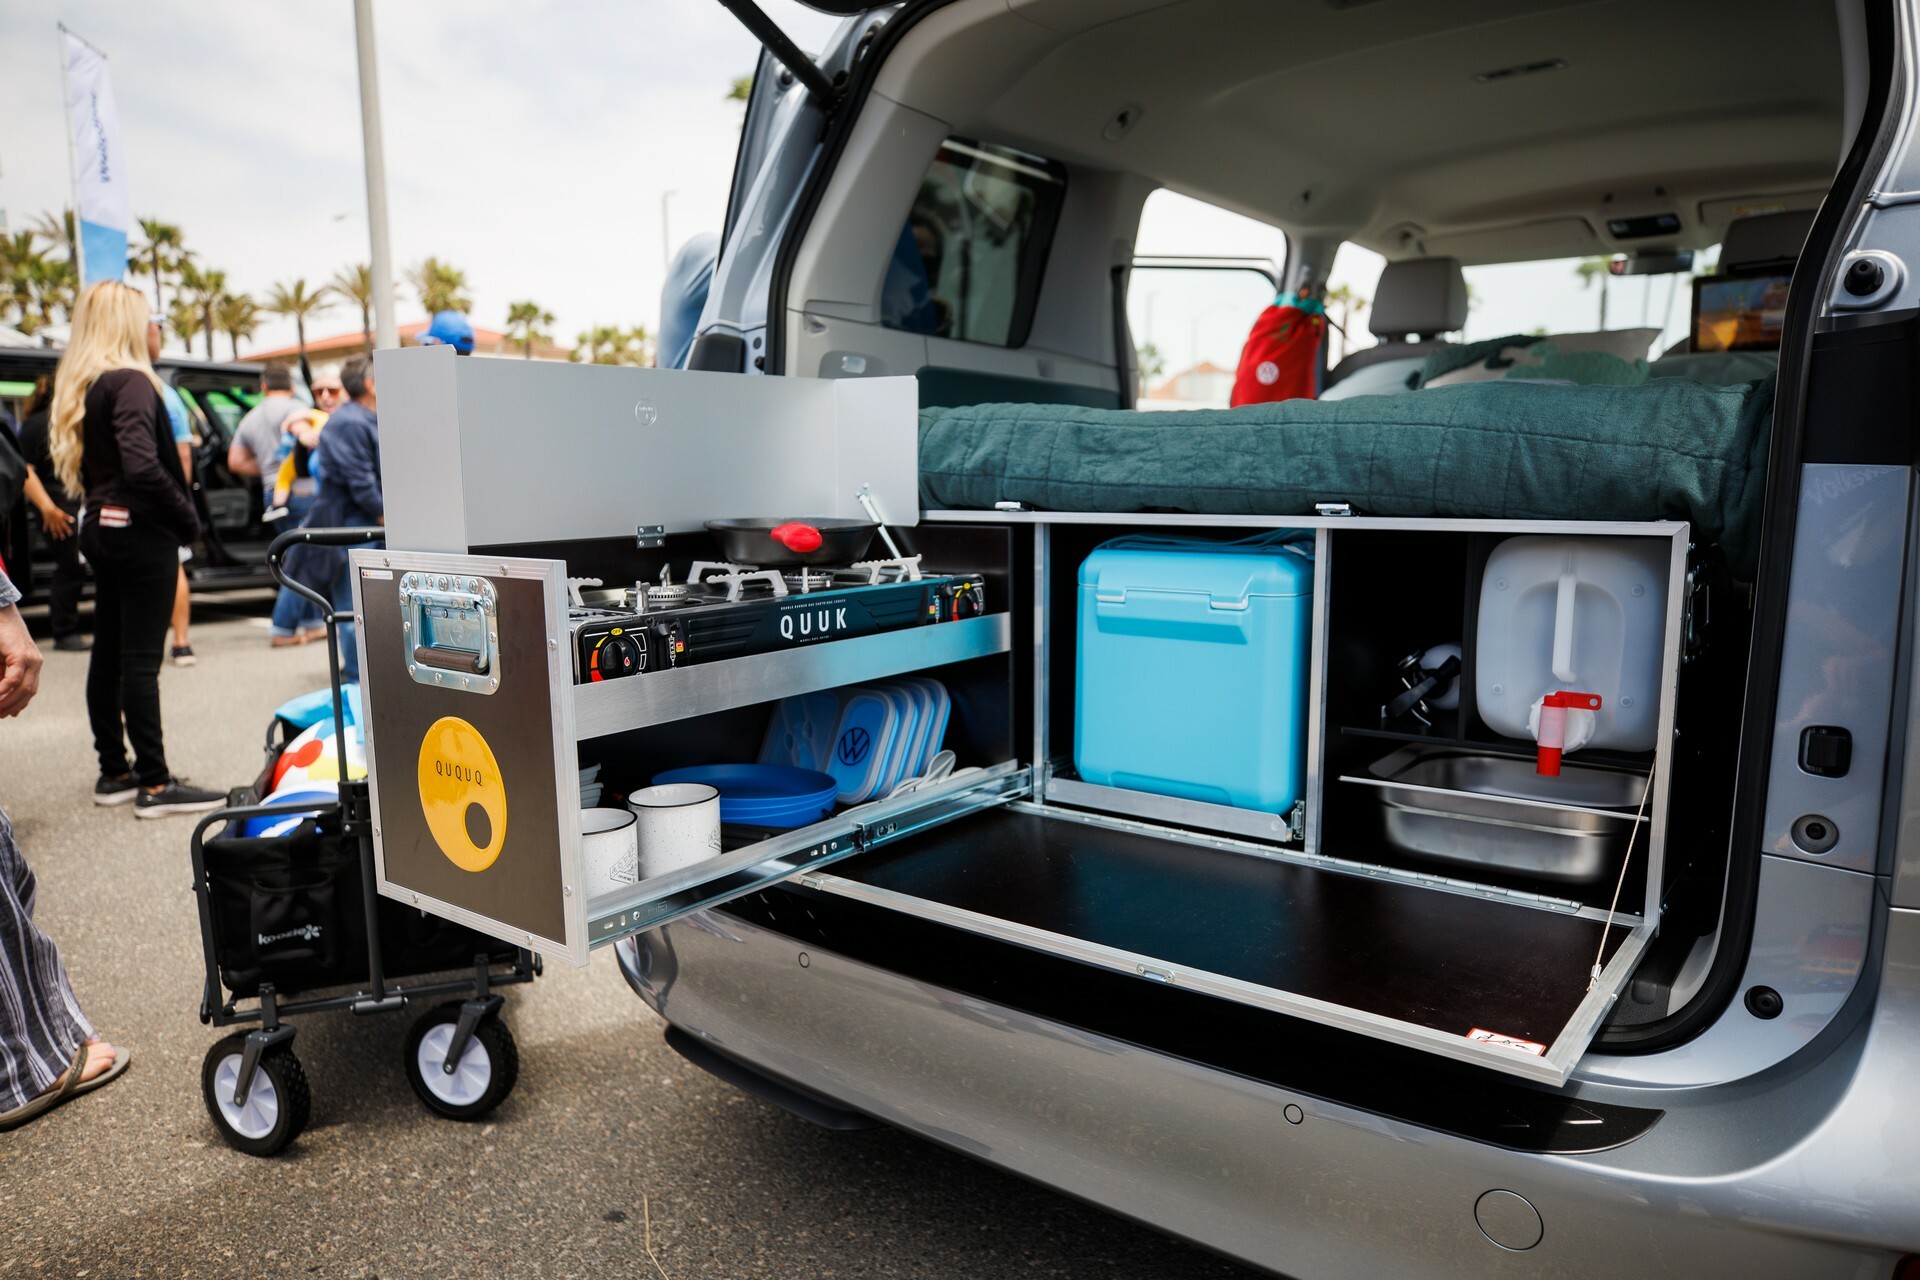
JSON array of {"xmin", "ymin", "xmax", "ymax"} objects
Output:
[{"xmin": 1475, "ymin": 536, "xmax": 1670, "ymax": 754}]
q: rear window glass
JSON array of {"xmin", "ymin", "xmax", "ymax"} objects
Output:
[
  {"xmin": 881, "ymin": 138, "xmax": 1067, "ymax": 348},
  {"xmin": 174, "ymin": 383, "xmax": 256, "ymax": 446}
]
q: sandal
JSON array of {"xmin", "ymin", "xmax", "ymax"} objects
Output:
[{"xmin": 0, "ymin": 1038, "xmax": 132, "ymax": 1132}]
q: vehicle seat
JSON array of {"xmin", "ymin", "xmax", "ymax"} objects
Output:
[
  {"xmin": 1325, "ymin": 256, "xmax": 1468, "ymax": 389},
  {"xmin": 1658, "ymin": 209, "xmax": 1813, "ymax": 358},
  {"xmin": 1719, "ymin": 208, "xmax": 1815, "ymax": 276}
]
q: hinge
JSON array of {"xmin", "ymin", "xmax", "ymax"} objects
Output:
[
  {"xmin": 1287, "ymin": 801, "xmax": 1306, "ymax": 843},
  {"xmin": 1682, "ymin": 560, "xmax": 1711, "ymax": 663},
  {"xmin": 635, "ymin": 524, "xmax": 666, "ymax": 550}
]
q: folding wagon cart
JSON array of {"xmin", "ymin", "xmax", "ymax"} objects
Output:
[{"xmin": 187, "ymin": 529, "xmax": 539, "ymax": 1156}]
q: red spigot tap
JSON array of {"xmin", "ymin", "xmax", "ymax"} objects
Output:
[{"xmin": 1536, "ymin": 691, "xmax": 1602, "ymax": 776}]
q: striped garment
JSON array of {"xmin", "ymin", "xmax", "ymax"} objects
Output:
[{"xmin": 0, "ymin": 806, "xmax": 95, "ymax": 1112}]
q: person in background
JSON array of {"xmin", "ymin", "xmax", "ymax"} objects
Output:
[
  {"xmin": 0, "ymin": 554, "xmax": 133, "ymax": 1131},
  {"xmin": 658, "ymin": 233, "xmax": 720, "ymax": 370},
  {"xmin": 272, "ymin": 369, "xmax": 344, "ymax": 514},
  {"xmin": 146, "ymin": 320, "xmax": 197, "ymax": 668},
  {"xmin": 232, "ymin": 364, "xmax": 329, "ymax": 646},
  {"xmin": 51, "ymin": 283, "xmax": 224, "ymax": 817},
  {"xmin": 416, "ymin": 310, "xmax": 475, "ymax": 355},
  {"xmin": 226, "ymin": 364, "xmax": 303, "ymax": 487},
  {"xmin": 16, "ymin": 376, "xmax": 88, "ymax": 651},
  {"xmin": 288, "ymin": 355, "xmax": 382, "ymax": 684}
]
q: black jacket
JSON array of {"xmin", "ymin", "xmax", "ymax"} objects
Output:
[{"xmin": 80, "ymin": 368, "xmax": 199, "ymax": 546}]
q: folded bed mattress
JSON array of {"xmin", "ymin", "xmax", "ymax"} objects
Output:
[{"xmin": 918, "ymin": 376, "xmax": 1775, "ymax": 574}]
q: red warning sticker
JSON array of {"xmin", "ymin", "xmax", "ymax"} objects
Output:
[{"xmin": 1467, "ymin": 1028, "xmax": 1547, "ymax": 1056}]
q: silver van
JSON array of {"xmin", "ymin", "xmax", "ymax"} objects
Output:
[{"xmin": 606, "ymin": 1, "xmax": 1920, "ymax": 1274}]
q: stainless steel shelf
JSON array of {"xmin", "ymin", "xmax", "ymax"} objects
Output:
[{"xmin": 572, "ymin": 613, "xmax": 1012, "ymax": 739}]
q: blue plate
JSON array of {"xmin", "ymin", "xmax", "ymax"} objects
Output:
[{"xmin": 652, "ymin": 764, "xmax": 839, "ymax": 829}]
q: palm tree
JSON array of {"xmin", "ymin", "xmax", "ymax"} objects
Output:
[
  {"xmin": 1323, "ymin": 284, "xmax": 1369, "ymax": 362},
  {"xmin": 569, "ymin": 323, "xmax": 653, "ymax": 366},
  {"xmin": 504, "ymin": 300, "xmax": 555, "ymax": 358},
  {"xmin": 403, "ymin": 257, "xmax": 472, "ymax": 315},
  {"xmin": 216, "ymin": 293, "xmax": 263, "ymax": 361},
  {"xmin": 1575, "ymin": 258, "xmax": 1612, "ymax": 329},
  {"xmin": 1, "ymin": 232, "xmax": 42, "ymax": 327},
  {"xmin": 728, "ymin": 75, "xmax": 753, "ymax": 102},
  {"xmin": 178, "ymin": 263, "xmax": 228, "ymax": 359},
  {"xmin": 329, "ymin": 263, "xmax": 374, "ymax": 353},
  {"xmin": 264, "ymin": 278, "xmax": 334, "ymax": 378},
  {"xmin": 31, "ymin": 209, "xmax": 80, "ymax": 268},
  {"xmin": 131, "ymin": 218, "xmax": 185, "ymax": 313},
  {"xmin": 166, "ymin": 297, "xmax": 205, "ymax": 355},
  {"xmin": 1135, "ymin": 341, "xmax": 1165, "ymax": 383},
  {"xmin": 27, "ymin": 257, "xmax": 78, "ymax": 327}
]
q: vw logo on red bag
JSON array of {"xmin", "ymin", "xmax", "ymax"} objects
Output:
[{"xmin": 838, "ymin": 726, "xmax": 872, "ymax": 766}]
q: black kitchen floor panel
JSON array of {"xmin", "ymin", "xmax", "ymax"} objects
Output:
[{"xmin": 839, "ymin": 807, "xmax": 1625, "ymax": 1048}]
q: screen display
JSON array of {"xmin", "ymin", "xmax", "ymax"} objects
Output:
[{"xmin": 1692, "ymin": 274, "xmax": 1792, "ymax": 352}]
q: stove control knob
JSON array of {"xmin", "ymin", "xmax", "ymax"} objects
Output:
[
  {"xmin": 595, "ymin": 633, "xmax": 644, "ymax": 679},
  {"xmin": 944, "ymin": 581, "xmax": 984, "ymax": 620},
  {"xmin": 653, "ymin": 620, "xmax": 687, "ymax": 665}
]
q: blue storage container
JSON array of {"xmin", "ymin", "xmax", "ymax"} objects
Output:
[{"xmin": 1075, "ymin": 534, "xmax": 1314, "ymax": 812}]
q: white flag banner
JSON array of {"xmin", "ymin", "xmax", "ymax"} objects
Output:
[{"xmin": 61, "ymin": 27, "xmax": 129, "ymax": 287}]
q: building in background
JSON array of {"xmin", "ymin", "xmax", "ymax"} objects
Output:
[
  {"xmin": 250, "ymin": 319, "xmax": 572, "ymax": 367},
  {"xmin": 1143, "ymin": 360, "xmax": 1235, "ymax": 409}
]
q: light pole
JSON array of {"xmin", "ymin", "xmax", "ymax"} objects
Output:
[{"xmin": 354, "ymin": 0, "xmax": 398, "ymax": 350}]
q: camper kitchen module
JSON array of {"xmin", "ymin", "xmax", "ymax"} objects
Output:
[{"xmin": 355, "ymin": 350, "xmax": 1699, "ymax": 1086}]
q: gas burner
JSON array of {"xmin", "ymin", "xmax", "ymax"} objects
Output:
[
  {"xmin": 782, "ymin": 568, "xmax": 841, "ymax": 594},
  {"xmin": 632, "ymin": 580, "xmax": 695, "ymax": 611},
  {"xmin": 569, "ymin": 563, "xmax": 989, "ymax": 684}
]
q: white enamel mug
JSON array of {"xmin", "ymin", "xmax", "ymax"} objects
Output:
[
  {"xmin": 629, "ymin": 783, "xmax": 722, "ymax": 878},
  {"xmin": 580, "ymin": 807, "xmax": 639, "ymax": 897}
]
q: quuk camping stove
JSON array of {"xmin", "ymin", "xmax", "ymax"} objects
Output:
[{"xmin": 571, "ymin": 556, "xmax": 986, "ymax": 684}]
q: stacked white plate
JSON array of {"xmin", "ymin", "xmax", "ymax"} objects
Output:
[{"xmin": 579, "ymin": 762, "xmax": 604, "ymax": 808}]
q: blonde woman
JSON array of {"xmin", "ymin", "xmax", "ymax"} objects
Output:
[{"xmin": 48, "ymin": 281, "xmax": 223, "ymax": 817}]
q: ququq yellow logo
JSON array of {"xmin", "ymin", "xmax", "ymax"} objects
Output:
[{"xmin": 417, "ymin": 716, "xmax": 507, "ymax": 872}]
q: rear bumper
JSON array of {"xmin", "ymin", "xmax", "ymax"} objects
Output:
[{"xmin": 617, "ymin": 906, "xmax": 1920, "ymax": 1279}]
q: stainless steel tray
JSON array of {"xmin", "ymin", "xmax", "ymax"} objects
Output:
[{"xmin": 1343, "ymin": 746, "xmax": 1648, "ymax": 883}]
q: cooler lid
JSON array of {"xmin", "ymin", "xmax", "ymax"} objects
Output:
[{"xmin": 1080, "ymin": 538, "xmax": 1314, "ymax": 606}]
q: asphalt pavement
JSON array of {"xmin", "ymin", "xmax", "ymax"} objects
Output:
[{"xmin": 0, "ymin": 593, "xmax": 1265, "ymax": 1280}]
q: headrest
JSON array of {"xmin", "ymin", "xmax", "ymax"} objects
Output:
[
  {"xmin": 1368, "ymin": 257, "xmax": 1468, "ymax": 340},
  {"xmin": 1720, "ymin": 210, "xmax": 1815, "ymax": 274}
]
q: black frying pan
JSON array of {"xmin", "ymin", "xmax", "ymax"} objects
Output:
[{"xmin": 705, "ymin": 517, "xmax": 879, "ymax": 567}]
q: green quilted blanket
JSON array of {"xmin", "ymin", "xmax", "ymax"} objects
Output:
[{"xmin": 918, "ymin": 376, "xmax": 1775, "ymax": 575}]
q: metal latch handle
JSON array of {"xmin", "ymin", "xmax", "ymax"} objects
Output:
[
  {"xmin": 399, "ymin": 572, "xmax": 501, "ymax": 694},
  {"xmin": 413, "ymin": 644, "xmax": 486, "ymax": 674}
]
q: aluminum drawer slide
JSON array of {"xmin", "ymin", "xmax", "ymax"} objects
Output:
[{"xmin": 584, "ymin": 764, "xmax": 1032, "ymax": 949}]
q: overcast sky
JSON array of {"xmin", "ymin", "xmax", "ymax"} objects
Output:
[
  {"xmin": 1, "ymin": 0, "xmax": 845, "ymax": 354},
  {"xmin": 1, "ymin": 1, "xmax": 1691, "ymax": 367}
]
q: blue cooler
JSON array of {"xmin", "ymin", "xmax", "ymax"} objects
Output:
[{"xmin": 1074, "ymin": 534, "xmax": 1314, "ymax": 812}]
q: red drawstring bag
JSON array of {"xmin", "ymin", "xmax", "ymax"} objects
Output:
[{"xmin": 1230, "ymin": 300, "xmax": 1325, "ymax": 406}]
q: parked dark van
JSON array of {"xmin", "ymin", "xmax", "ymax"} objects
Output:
[{"xmin": 1, "ymin": 347, "xmax": 284, "ymax": 605}]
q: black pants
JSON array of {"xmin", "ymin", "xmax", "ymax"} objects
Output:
[
  {"xmin": 41, "ymin": 510, "xmax": 85, "ymax": 639},
  {"xmin": 79, "ymin": 522, "xmax": 179, "ymax": 787}
]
